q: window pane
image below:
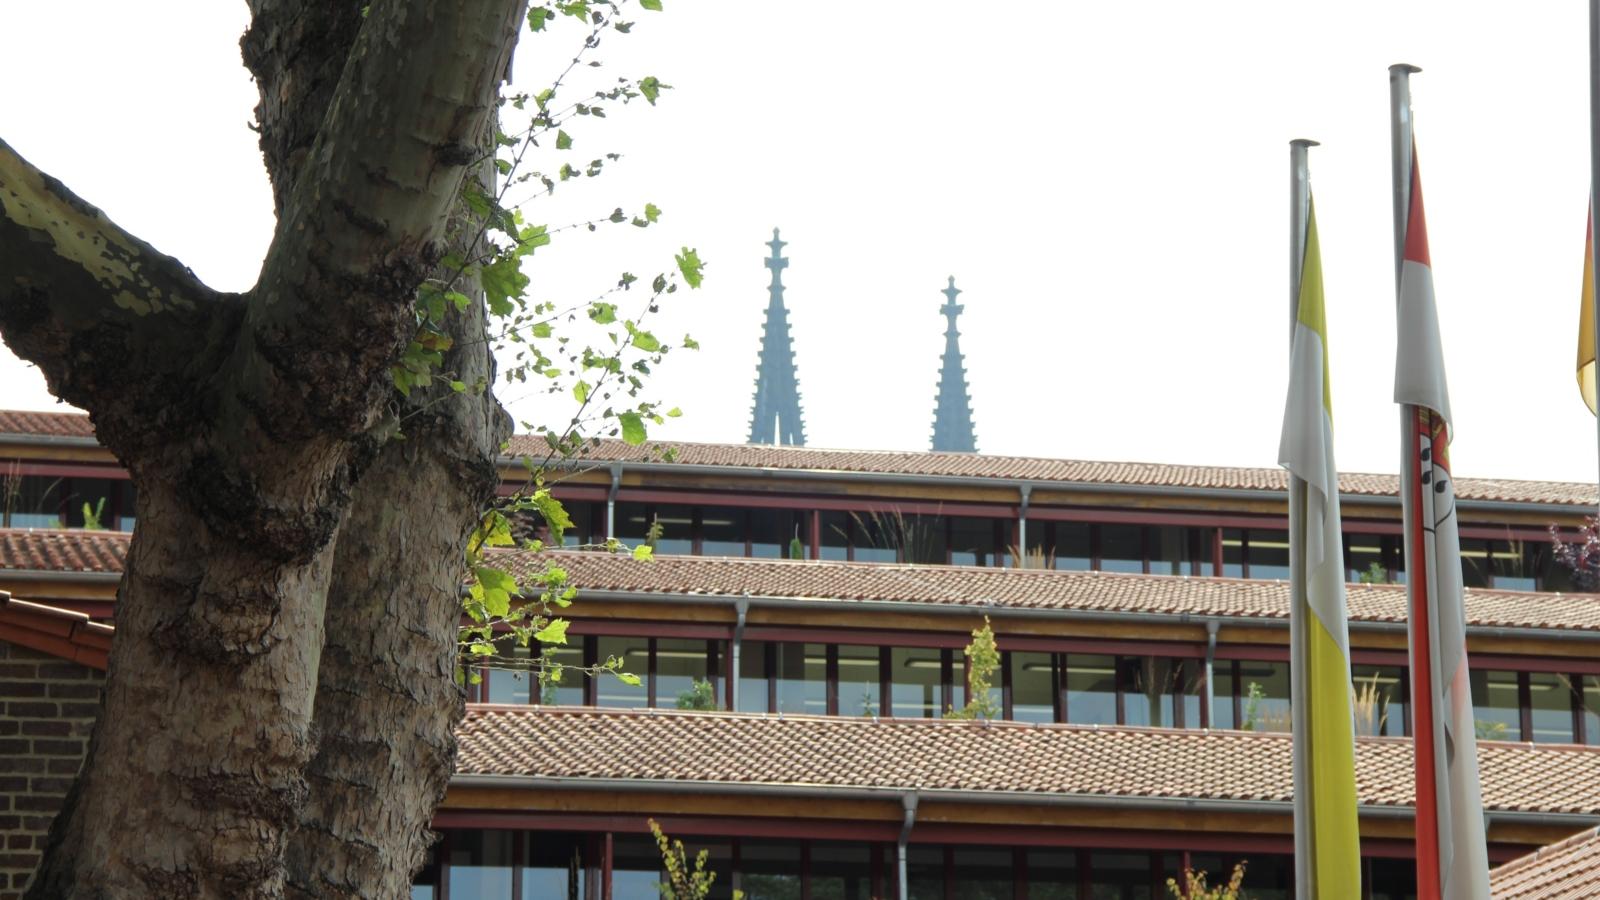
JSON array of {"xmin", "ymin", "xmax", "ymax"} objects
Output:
[
  {"xmin": 850, "ymin": 511, "xmax": 918, "ymax": 563},
  {"xmin": 1212, "ymin": 662, "xmax": 1237, "ymax": 730},
  {"xmin": 1065, "ymin": 654, "xmax": 1117, "ymax": 725},
  {"xmin": 614, "ymin": 502, "xmax": 652, "ymax": 546},
  {"xmin": 906, "ymin": 847, "xmax": 943, "ymax": 900},
  {"xmin": 1053, "ymin": 522, "xmax": 1091, "ymax": 571},
  {"xmin": 658, "ymin": 639, "xmax": 713, "ymax": 710},
  {"xmin": 1352, "ymin": 665, "xmax": 1406, "ymax": 737},
  {"xmin": 1026, "ymin": 848, "xmax": 1079, "ymax": 899},
  {"xmin": 1238, "ymin": 660, "xmax": 1290, "ymax": 732},
  {"xmin": 701, "ymin": 507, "xmax": 747, "ymax": 557},
  {"xmin": 10, "ymin": 476, "xmax": 61, "ymax": 528},
  {"xmin": 1248, "ymin": 530, "xmax": 1290, "ymax": 580},
  {"xmin": 116, "ymin": 480, "xmax": 137, "ymax": 531},
  {"xmin": 1458, "ymin": 538, "xmax": 1493, "ymax": 588},
  {"xmin": 536, "ymin": 642, "xmax": 586, "ymax": 706},
  {"xmin": 752, "ymin": 509, "xmax": 805, "ymax": 559},
  {"xmin": 838, "ymin": 644, "xmax": 882, "ymax": 717},
  {"xmin": 447, "ymin": 830, "xmax": 513, "ymax": 899},
  {"xmin": 1221, "ymin": 528, "xmax": 1244, "ymax": 578},
  {"xmin": 1121, "ymin": 657, "xmax": 1182, "ymax": 728},
  {"xmin": 555, "ymin": 501, "xmax": 595, "ymax": 547},
  {"xmin": 1469, "ymin": 669, "xmax": 1520, "ymax": 741},
  {"xmin": 1239, "ymin": 854, "xmax": 1292, "ymax": 900},
  {"xmin": 62, "ymin": 478, "xmax": 118, "ymax": 528},
  {"xmin": 739, "ymin": 840, "xmax": 801, "ymax": 900},
  {"xmin": 652, "ymin": 505, "xmax": 695, "ymax": 556},
  {"xmin": 1011, "ymin": 652, "xmax": 1055, "ymax": 724},
  {"xmin": 611, "ymin": 835, "xmax": 664, "ymax": 900},
  {"xmin": 1345, "ymin": 532, "xmax": 1388, "ymax": 583},
  {"xmin": 486, "ymin": 642, "xmax": 531, "ymax": 704},
  {"xmin": 952, "ymin": 847, "xmax": 1012, "ymax": 900},
  {"xmin": 1367, "ymin": 857, "xmax": 1419, "ymax": 900},
  {"xmin": 820, "ymin": 512, "xmax": 850, "ymax": 561},
  {"xmin": 892, "ymin": 647, "xmax": 943, "ymax": 718},
  {"xmin": 596, "ymin": 636, "xmax": 648, "ymax": 708},
  {"xmin": 1529, "ymin": 672, "xmax": 1575, "ymax": 744},
  {"xmin": 738, "ymin": 641, "xmax": 771, "ymax": 713},
  {"xmin": 1148, "ymin": 526, "xmax": 1195, "ymax": 576},
  {"xmin": 1100, "ymin": 524, "xmax": 1143, "ymax": 574},
  {"xmin": 951, "ymin": 517, "xmax": 998, "ymax": 567},
  {"xmin": 1088, "ymin": 851, "xmax": 1152, "ymax": 900},
  {"xmin": 1584, "ymin": 675, "xmax": 1600, "ymax": 746},
  {"xmin": 523, "ymin": 832, "xmax": 588, "ymax": 899},
  {"xmin": 774, "ymin": 643, "xmax": 826, "ymax": 715},
  {"xmin": 811, "ymin": 842, "xmax": 874, "ymax": 900}
]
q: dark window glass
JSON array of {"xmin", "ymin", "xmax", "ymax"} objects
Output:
[
  {"xmin": 1121, "ymin": 657, "xmax": 1185, "ymax": 728},
  {"xmin": 116, "ymin": 480, "xmax": 137, "ymax": 531},
  {"xmin": 1065, "ymin": 654, "xmax": 1117, "ymax": 725},
  {"xmin": 1212, "ymin": 662, "xmax": 1237, "ymax": 730},
  {"xmin": 658, "ymin": 639, "xmax": 712, "ymax": 710},
  {"xmin": 1221, "ymin": 528, "xmax": 1244, "ymax": 578},
  {"xmin": 555, "ymin": 501, "xmax": 595, "ymax": 547},
  {"xmin": 1053, "ymin": 522, "xmax": 1092, "ymax": 571},
  {"xmin": 1367, "ymin": 857, "xmax": 1419, "ymax": 900},
  {"xmin": 738, "ymin": 641, "xmax": 771, "ymax": 714},
  {"xmin": 1468, "ymin": 669, "xmax": 1520, "ymax": 741},
  {"xmin": 1493, "ymin": 539, "xmax": 1540, "ymax": 591},
  {"xmin": 1529, "ymin": 672, "xmax": 1575, "ymax": 744},
  {"xmin": 838, "ymin": 644, "xmax": 882, "ymax": 717},
  {"xmin": 523, "ymin": 832, "xmax": 588, "ymax": 899},
  {"xmin": 1239, "ymin": 854, "xmax": 1291, "ymax": 900},
  {"xmin": 1010, "ymin": 651, "xmax": 1055, "ymax": 724},
  {"xmin": 950, "ymin": 517, "xmax": 998, "ymax": 567},
  {"xmin": 700, "ymin": 507, "xmax": 746, "ymax": 557},
  {"xmin": 849, "ymin": 511, "xmax": 900, "ymax": 563},
  {"xmin": 447, "ymin": 830, "xmax": 513, "ymax": 899},
  {"xmin": 906, "ymin": 846, "xmax": 943, "ymax": 900},
  {"xmin": 1148, "ymin": 526, "xmax": 1195, "ymax": 576},
  {"xmin": 486, "ymin": 642, "xmax": 531, "ymax": 704},
  {"xmin": 1458, "ymin": 538, "xmax": 1493, "ymax": 588},
  {"xmin": 952, "ymin": 847, "xmax": 1012, "ymax": 900},
  {"xmin": 811, "ymin": 842, "xmax": 874, "ymax": 900},
  {"xmin": 1027, "ymin": 848, "xmax": 1080, "ymax": 899},
  {"xmin": 10, "ymin": 476, "xmax": 61, "ymax": 528},
  {"xmin": 611, "ymin": 835, "xmax": 664, "ymax": 900},
  {"xmin": 1088, "ymin": 851, "xmax": 1152, "ymax": 899},
  {"xmin": 892, "ymin": 647, "xmax": 943, "ymax": 718},
  {"xmin": 412, "ymin": 831, "xmax": 441, "ymax": 900},
  {"xmin": 652, "ymin": 505, "xmax": 695, "ymax": 556},
  {"xmin": 1100, "ymin": 524, "xmax": 1143, "ymax": 574},
  {"xmin": 1237, "ymin": 660, "xmax": 1291, "ymax": 732},
  {"xmin": 751, "ymin": 508, "xmax": 806, "ymax": 559},
  {"xmin": 739, "ymin": 840, "xmax": 801, "ymax": 900},
  {"xmin": 61, "ymin": 478, "xmax": 117, "ymax": 528},
  {"xmin": 820, "ymin": 511, "xmax": 850, "ymax": 561},
  {"xmin": 1352, "ymin": 664, "xmax": 1406, "ymax": 737},
  {"xmin": 536, "ymin": 641, "xmax": 586, "ymax": 706},
  {"xmin": 595, "ymin": 636, "xmax": 648, "ymax": 708},
  {"xmin": 1345, "ymin": 532, "xmax": 1388, "ymax": 583},
  {"xmin": 774, "ymin": 642, "xmax": 826, "ymax": 715},
  {"xmin": 1249, "ymin": 530, "xmax": 1290, "ymax": 580},
  {"xmin": 1584, "ymin": 675, "xmax": 1600, "ymax": 746},
  {"xmin": 615, "ymin": 501, "xmax": 652, "ymax": 546}
]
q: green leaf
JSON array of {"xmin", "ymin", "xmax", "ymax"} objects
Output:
[
  {"xmin": 682, "ymin": 335, "xmax": 700, "ymax": 350},
  {"xmin": 627, "ymin": 323, "xmax": 661, "ymax": 352},
  {"xmin": 482, "ymin": 253, "xmax": 530, "ymax": 317},
  {"xmin": 574, "ymin": 380, "xmax": 591, "ymax": 404},
  {"xmin": 556, "ymin": 129, "xmax": 573, "ymax": 150},
  {"xmin": 533, "ymin": 619, "xmax": 570, "ymax": 645},
  {"xmin": 449, "ymin": 380, "xmax": 467, "ymax": 393},
  {"xmin": 675, "ymin": 247, "xmax": 704, "ymax": 288},
  {"xmin": 639, "ymin": 76, "xmax": 670, "ymax": 106},
  {"xmin": 588, "ymin": 302, "xmax": 618, "ymax": 324},
  {"xmin": 618, "ymin": 411, "xmax": 647, "ymax": 445},
  {"xmin": 615, "ymin": 671, "xmax": 642, "ymax": 686},
  {"xmin": 639, "ymin": 0, "xmax": 662, "ymax": 9},
  {"xmin": 531, "ymin": 322, "xmax": 552, "ymax": 339},
  {"xmin": 473, "ymin": 566, "xmax": 518, "ymax": 618},
  {"xmin": 631, "ymin": 544, "xmax": 654, "ymax": 561},
  {"xmin": 527, "ymin": 7, "xmax": 551, "ymax": 31},
  {"xmin": 666, "ymin": 407, "xmax": 682, "ymax": 418},
  {"xmin": 644, "ymin": 202, "xmax": 661, "ymax": 223}
]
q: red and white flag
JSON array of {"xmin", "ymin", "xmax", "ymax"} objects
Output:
[{"xmin": 1394, "ymin": 149, "xmax": 1490, "ymax": 900}]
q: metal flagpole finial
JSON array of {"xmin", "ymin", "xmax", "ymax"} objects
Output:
[{"xmin": 1389, "ymin": 62, "xmax": 1422, "ymax": 75}]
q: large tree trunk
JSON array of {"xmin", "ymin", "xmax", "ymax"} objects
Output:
[{"xmin": 0, "ymin": 2, "xmax": 524, "ymax": 897}]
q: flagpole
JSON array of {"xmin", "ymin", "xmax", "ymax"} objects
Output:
[
  {"xmin": 1390, "ymin": 61, "xmax": 1442, "ymax": 900},
  {"xmin": 1287, "ymin": 137, "xmax": 1318, "ymax": 899},
  {"xmin": 1589, "ymin": 0, "xmax": 1600, "ymax": 513}
]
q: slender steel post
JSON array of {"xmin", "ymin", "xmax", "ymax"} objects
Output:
[
  {"xmin": 1590, "ymin": 1, "xmax": 1600, "ymax": 513},
  {"xmin": 1287, "ymin": 137, "xmax": 1316, "ymax": 900}
]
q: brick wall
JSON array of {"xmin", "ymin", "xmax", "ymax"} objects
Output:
[{"xmin": 0, "ymin": 641, "xmax": 103, "ymax": 900}]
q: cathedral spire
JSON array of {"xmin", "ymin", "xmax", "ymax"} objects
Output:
[
  {"xmin": 930, "ymin": 276, "xmax": 977, "ymax": 453},
  {"xmin": 748, "ymin": 228, "xmax": 806, "ymax": 445}
]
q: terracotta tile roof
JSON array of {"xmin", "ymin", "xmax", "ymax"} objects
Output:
[
  {"xmin": 455, "ymin": 706, "xmax": 1600, "ymax": 818},
  {"xmin": 1, "ymin": 531, "xmax": 1596, "ymax": 636},
  {"xmin": 501, "ymin": 550, "xmax": 1600, "ymax": 636},
  {"xmin": 0, "ymin": 409, "xmax": 95, "ymax": 439},
  {"xmin": 0, "ymin": 590, "xmax": 112, "ymax": 669},
  {"xmin": 1491, "ymin": 826, "xmax": 1600, "ymax": 899},
  {"xmin": 517, "ymin": 436, "xmax": 1600, "ymax": 508},
  {"xmin": 0, "ymin": 529, "xmax": 128, "ymax": 574}
]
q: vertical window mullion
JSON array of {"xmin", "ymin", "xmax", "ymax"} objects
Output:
[
  {"xmin": 1519, "ymin": 670, "xmax": 1533, "ymax": 742},
  {"xmin": 767, "ymin": 642, "xmax": 778, "ymax": 714},
  {"xmin": 879, "ymin": 646, "xmax": 892, "ymax": 719},
  {"xmin": 1055, "ymin": 653, "xmax": 1067, "ymax": 724},
  {"xmin": 826, "ymin": 645, "xmax": 840, "ymax": 717},
  {"xmin": 1090, "ymin": 524, "xmax": 1103, "ymax": 571},
  {"xmin": 646, "ymin": 637, "xmax": 659, "ymax": 708},
  {"xmin": 1575, "ymin": 673, "xmax": 1588, "ymax": 745},
  {"xmin": 1212, "ymin": 528, "xmax": 1224, "ymax": 577},
  {"xmin": 1232, "ymin": 661, "xmax": 1243, "ymax": 728},
  {"xmin": 1114, "ymin": 657, "xmax": 1127, "ymax": 725},
  {"xmin": 1001, "ymin": 650, "xmax": 1013, "ymax": 721}
]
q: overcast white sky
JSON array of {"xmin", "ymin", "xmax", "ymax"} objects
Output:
[{"xmin": 2, "ymin": 2, "xmax": 1596, "ymax": 483}]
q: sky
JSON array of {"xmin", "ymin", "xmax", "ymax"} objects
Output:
[{"xmin": 1, "ymin": 2, "xmax": 1596, "ymax": 483}]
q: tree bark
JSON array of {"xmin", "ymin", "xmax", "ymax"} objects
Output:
[{"xmin": 0, "ymin": 2, "xmax": 525, "ymax": 897}]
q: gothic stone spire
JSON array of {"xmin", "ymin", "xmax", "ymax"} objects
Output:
[
  {"xmin": 748, "ymin": 228, "xmax": 807, "ymax": 445},
  {"xmin": 930, "ymin": 276, "xmax": 977, "ymax": 452}
]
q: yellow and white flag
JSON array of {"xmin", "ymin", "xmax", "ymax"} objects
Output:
[{"xmin": 1278, "ymin": 198, "xmax": 1361, "ymax": 898}]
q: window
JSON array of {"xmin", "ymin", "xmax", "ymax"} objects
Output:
[
  {"xmin": 700, "ymin": 507, "xmax": 747, "ymax": 557},
  {"xmin": 1458, "ymin": 538, "xmax": 1493, "ymax": 588},
  {"xmin": 774, "ymin": 643, "xmax": 827, "ymax": 715},
  {"xmin": 1053, "ymin": 523, "xmax": 1092, "ymax": 571},
  {"xmin": 752, "ymin": 508, "xmax": 806, "ymax": 559},
  {"xmin": 892, "ymin": 647, "xmax": 943, "ymax": 718},
  {"xmin": 950, "ymin": 517, "xmax": 999, "ymax": 567},
  {"xmin": 740, "ymin": 840, "xmax": 801, "ymax": 899},
  {"xmin": 1148, "ymin": 526, "xmax": 1200, "ymax": 576},
  {"xmin": 1010, "ymin": 651, "xmax": 1056, "ymax": 724},
  {"xmin": 1236, "ymin": 660, "xmax": 1290, "ymax": 732},
  {"xmin": 1584, "ymin": 675, "xmax": 1600, "ymax": 746},
  {"xmin": 1469, "ymin": 669, "xmax": 1521, "ymax": 741},
  {"xmin": 1026, "ymin": 848, "xmax": 1080, "ymax": 899},
  {"xmin": 820, "ymin": 511, "xmax": 851, "ymax": 561},
  {"xmin": 1351, "ymin": 665, "xmax": 1406, "ymax": 737},
  {"xmin": 1064, "ymin": 654, "xmax": 1117, "ymax": 725},
  {"xmin": 1099, "ymin": 524, "xmax": 1143, "ymax": 574},
  {"xmin": 1220, "ymin": 529, "xmax": 1244, "ymax": 578},
  {"xmin": 1344, "ymin": 533, "xmax": 1387, "ymax": 583},
  {"xmin": 1247, "ymin": 530, "xmax": 1290, "ymax": 580},
  {"xmin": 951, "ymin": 847, "xmax": 1012, "ymax": 899},
  {"xmin": 1529, "ymin": 672, "xmax": 1575, "ymax": 744},
  {"xmin": 447, "ymin": 831, "xmax": 513, "ymax": 899},
  {"xmin": 9, "ymin": 476, "xmax": 61, "ymax": 528},
  {"xmin": 837, "ymin": 644, "xmax": 882, "ymax": 717},
  {"xmin": 657, "ymin": 639, "xmax": 713, "ymax": 710},
  {"xmin": 523, "ymin": 832, "xmax": 588, "ymax": 899},
  {"xmin": 595, "ymin": 636, "xmax": 648, "ymax": 708},
  {"xmin": 811, "ymin": 842, "xmax": 875, "ymax": 900},
  {"xmin": 1087, "ymin": 852, "xmax": 1153, "ymax": 899},
  {"xmin": 738, "ymin": 640, "xmax": 772, "ymax": 714},
  {"xmin": 1120, "ymin": 658, "xmax": 1192, "ymax": 728}
]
